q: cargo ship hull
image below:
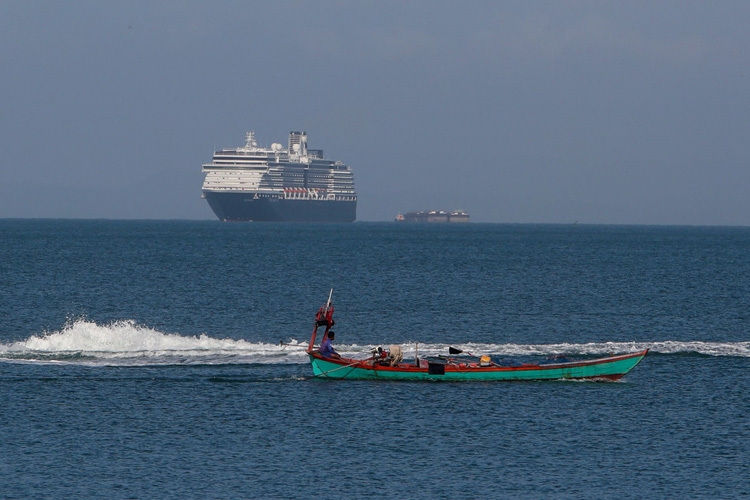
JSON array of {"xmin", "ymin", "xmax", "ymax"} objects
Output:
[
  {"xmin": 204, "ymin": 192, "xmax": 356, "ymax": 222},
  {"xmin": 395, "ymin": 210, "xmax": 470, "ymax": 223}
]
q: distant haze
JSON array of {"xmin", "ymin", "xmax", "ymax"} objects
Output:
[{"xmin": 1, "ymin": 1, "xmax": 749, "ymax": 225}]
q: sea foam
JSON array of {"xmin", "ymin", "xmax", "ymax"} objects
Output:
[
  {"xmin": 1, "ymin": 319, "xmax": 309, "ymax": 366},
  {"xmin": 1, "ymin": 319, "xmax": 748, "ymax": 366}
]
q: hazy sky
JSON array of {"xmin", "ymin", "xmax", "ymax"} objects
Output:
[{"xmin": 2, "ymin": 1, "xmax": 749, "ymax": 224}]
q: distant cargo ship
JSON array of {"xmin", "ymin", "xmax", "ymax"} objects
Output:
[
  {"xmin": 201, "ymin": 130, "xmax": 357, "ymax": 222},
  {"xmin": 395, "ymin": 210, "xmax": 470, "ymax": 223}
]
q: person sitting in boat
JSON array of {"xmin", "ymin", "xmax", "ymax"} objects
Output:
[
  {"xmin": 369, "ymin": 345, "xmax": 403, "ymax": 366},
  {"xmin": 320, "ymin": 331, "xmax": 341, "ymax": 359}
]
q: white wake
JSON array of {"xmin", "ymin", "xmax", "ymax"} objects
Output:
[{"xmin": 1, "ymin": 319, "xmax": 748, "ymax": 366}]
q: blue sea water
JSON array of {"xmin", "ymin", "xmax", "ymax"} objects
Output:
[{"xmin": 1, "ymin": 220, "xmax": 749, "ymax": 499}]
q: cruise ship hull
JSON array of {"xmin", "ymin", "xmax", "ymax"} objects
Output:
[{"xmin": 204, "ymin": 192, "xmax": 356, "ymax": 222}]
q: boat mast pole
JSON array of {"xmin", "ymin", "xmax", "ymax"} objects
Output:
[
  {"xmin": 307, "ymin": 324, "xmax": 318, "ymax": 354},
  {"xmin": 321, "ymin": 288, "xmax": 334, "ymax": 341},
  {"xmin": 307, "ymin": 289, "xmax": 333, "ymax": 353}
]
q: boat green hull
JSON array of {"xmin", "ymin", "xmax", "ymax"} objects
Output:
[{"xmin": 308, "ymin": 350, "xmax": 648, "ymax": 382}]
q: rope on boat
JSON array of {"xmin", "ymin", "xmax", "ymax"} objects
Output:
[{"xmin": 306, "ymin": 359, "xmax": 361, "ymax": 380}]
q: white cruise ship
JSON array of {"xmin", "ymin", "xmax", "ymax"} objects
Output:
[{"xmin": 201, "ymin": 130, "xmax": 357, "ymax": 222}]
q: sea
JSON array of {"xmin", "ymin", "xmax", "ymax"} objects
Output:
[{"xmin": 1, "ymin": 220, "xmax": 748, "ymax": 499}]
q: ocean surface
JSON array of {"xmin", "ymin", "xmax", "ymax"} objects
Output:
[{"xmin": 1, "ymin": 220, "xmax": 748, "ymax": 499}]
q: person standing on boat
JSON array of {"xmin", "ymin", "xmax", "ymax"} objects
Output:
[{"xmin": 320, "ymin": 331, "xmax": 341, "ymax": 359}]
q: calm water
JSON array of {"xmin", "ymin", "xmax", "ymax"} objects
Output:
[{"xmin": 1, "ymin": 220, "xmax": 749, "ymax": 499}]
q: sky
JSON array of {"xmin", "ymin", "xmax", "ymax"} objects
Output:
[{"xmin": 1, "ymin": 1, "xmax": 749, "ymax": 224}]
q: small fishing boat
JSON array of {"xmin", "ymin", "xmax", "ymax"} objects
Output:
[{"xmin": 307, "ymin": 292, "xmax": 648, "ymax": 382}]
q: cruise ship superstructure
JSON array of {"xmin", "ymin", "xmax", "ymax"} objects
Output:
[{"xmin": 201, "ymin": 131, "xmax": 357, "ymax": 222}]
